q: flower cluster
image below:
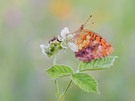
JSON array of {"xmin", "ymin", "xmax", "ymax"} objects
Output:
[{"xmin": 40, "ymin": 27, "xmax": 78, "ymax": 57}]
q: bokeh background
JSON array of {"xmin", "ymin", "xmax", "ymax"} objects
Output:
[{"xmin": 0, "ymin": 0, "xmax": 135, "ymax": 101}]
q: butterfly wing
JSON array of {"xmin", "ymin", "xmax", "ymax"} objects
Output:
[{"xmin": 74, "ymin": 29, "xmax": 113, "ymax": 62}]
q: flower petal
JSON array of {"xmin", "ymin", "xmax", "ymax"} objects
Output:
[
  {"xmin": 40, "ymin": 44, "xmax": 48, "ymax": 55},
  {"xmin": 61, "ymin": 27, "xmax": 69, "ymax": 39},
  {"xmin": 68, "ymin": 42, "xmax": 78, "ymax": 52}
]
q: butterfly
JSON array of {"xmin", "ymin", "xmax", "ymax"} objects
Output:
[{"xmin": 72, "ymin": 15, "xmax": 113, "ymax": 62}]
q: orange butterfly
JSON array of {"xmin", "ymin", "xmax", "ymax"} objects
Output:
[{"xmin": 72, "ymin": 15, "xmax": 113, "ymax": 62}]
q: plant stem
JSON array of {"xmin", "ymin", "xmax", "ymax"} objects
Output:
[
  {"xmin": 55, "ymin": 79, "xmax": 59, "ymax": 95},
  {"xmin": 62, "ymin": 80, "xmax": 72, "ymax": 98},
  {"xmin": 55, "ymin": 80, "xmax": 73, "ymax": 101},
  {"xmin": 53, "ymin": 55, "xmax": 56, "ymax": 65},
  {"xmin": 53, "ymin": 55, "xmax": 72, "ymax": 101},
  {"xmin": 55, "ymin": 79, "xmax": 63, "ymax": 101}
]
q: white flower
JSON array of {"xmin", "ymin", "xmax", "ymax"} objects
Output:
[
  {"xmin": 58, "ymin": 27, "xmax": 78, "ymax": 52},
  {"xmin": 61, "ymin": 27, "xmax": 69, "ymax": 39},
  {"xmin": 40, "ymin": 44, "xmax": 48, "ymax": 55},
  {"xmin": 58, "ymin": 27, "xmax": 70, "ymax": 41}
]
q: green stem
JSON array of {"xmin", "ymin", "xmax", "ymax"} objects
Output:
[
  {"xmin": 55, "ymin": 80, "xmax": 72, "ymax": 101},
  {"xmin": 55, "ymin": 79, "xmax": 59, "ymax": 95},
  {"xmin": 53, "ymin": 55, "xmax": 72, "ymax": 101},
  {"xmin": 55, "ymin": 79, "xmax": 63, "ymax": 101},
  {"xmin": 53, "ymin": 55, "xmax": 56, "ymax": 65},
  {"xmin": 62, "ymin": 80, "xmax": 72, "ymax": 98}
]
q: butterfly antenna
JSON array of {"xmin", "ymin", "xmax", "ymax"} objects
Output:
[{"xmin": 83, "ymin": 15, "xmax": 92, "ymax": 27}]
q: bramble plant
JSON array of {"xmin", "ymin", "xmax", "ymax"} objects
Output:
[{"xmin": 40, "ymin": 27, "xmax": 118, "ymax": 101}]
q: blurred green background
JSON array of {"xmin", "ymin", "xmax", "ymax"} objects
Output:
[{"xmin": 0, "ymin": 0, "xmax": 135, "ymax": 101}]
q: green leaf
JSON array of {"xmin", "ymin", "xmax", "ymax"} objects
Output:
[
  {"xmin": 79, "ymin": 56, "xmax": 118, "ymax": 71},
  {"xmin": 47, "ymin": 64, "xmax": 73, "ymax": 78},
  {"xmin": 72, "ymin": 73, "xmax": 98, "ymax": 93}
]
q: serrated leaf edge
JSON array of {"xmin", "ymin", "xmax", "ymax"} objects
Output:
[
  {"xmin": 72, "ymin": 73, "xmax": 99, "ymax": 93},
  {"xmin": 79, "ymin": 56, "xmax": 118, "ymax": 71},
  {"xmin": 46, "ymin": 64, "xmax": 74, "ymax": 78}
]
